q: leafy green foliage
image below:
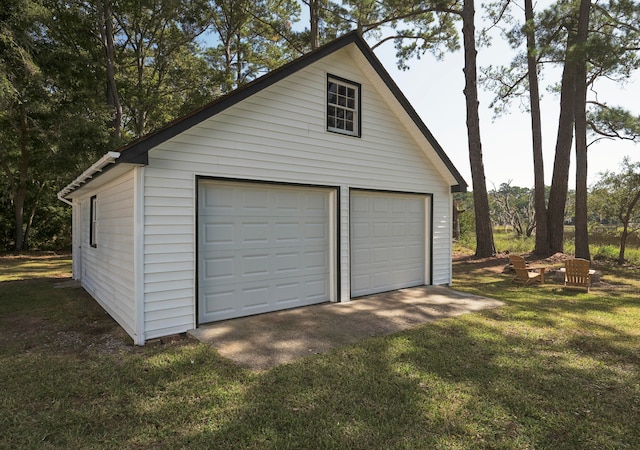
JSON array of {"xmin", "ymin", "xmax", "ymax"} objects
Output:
[
  {"xmin": 0, "ymin": 0, "xmax": 304, "ymax": 250},
  {"xmin": 206, "ymin": 0, "xmax": 302, "ymax": 93},
  {"xmin": 310, "ymin": 0, "xmax": 460, "ymax": 69},
  {"xmin": 589, "ymin": 157, "xmax": 640, "ymax": 264},
  {"xmin": 0, "ymin": 0, "xmax": 111, "ymax": 251},
  {"xmin": 588, "ymin": 105, "xmax": 640, "ymax": 142}
]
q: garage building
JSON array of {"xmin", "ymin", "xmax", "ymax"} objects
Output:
[{"xmin": 58, "ymin": 32, "xmax": 467, "ymax": 344}]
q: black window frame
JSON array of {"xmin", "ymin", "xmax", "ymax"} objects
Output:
[{"xmin": 327, "ymin": 74, "xmax": 361, "ymax": 137}]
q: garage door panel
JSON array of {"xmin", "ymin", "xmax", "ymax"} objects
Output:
[
  {"xmin": 305, "ymin": 221, "xmax": 328, "ymax": 239},
  {"xmin": 350, "ymin": 194, "xmax": 364, "ymax": 207},
  {"xmin": 241, "ymin": 188, "xmax": 269, "ymax": 208},
  {"xmin": 391, "ymin": 245, "xmax": 407, "ymax": 260},
  {"xmin": 373, "ymin": 197, "xmax": 389, "ymax": 212},
  {"xmin": 352, "ymin": 248, "xmax": 370, "ymax": 265},
  {"xmin": 304, "ymin": 193, "xmax": 328, "ymax": 211},
  {"xmin": 242, "ymin": 254, "xmax": 270, "ymax": 276},
  {"xmin": 203, "ymin": 185, "xmax": 235, "ymax": 209},
  {"xmin": 351, "ymin": 191, "xmax": 426, "ymax": 297},
  {"xmin": 389, "ymin": 222, "xmax": 405, "ymax": 236},
  {"xmin": 202, "ymin": 250, "xmax": 328, "ymax": 282},
  {"xmin": 405, "ymin": 245, "xmax": 422, "ymax": 259},
  {"xmin": 352, "ymin": 222, "xmax": 371, "ymax": 239},
  {"xmin": 304, "ymin": 277, "xmax": 330, "ymax": 298},
  {"xmin": 373, "ymin": 222, "xmax": 389, "ymax": 237},
  {"xmin": 198, "ymin": 181, "xmax": 332, "ymax": 323},
  {"xmin": 373, "ymin": 247, "xmax": 389, "ymax": 262},
  {"xmin": 351, "ymin": 274, "xmax": 371, "ymax": 293},
  {"xmin": 242, "ymin": 222, "xmax": 269, "ymax": 242},
  {"xmin": 204, "ymin": 256, "xmax": 234, "ymax": 281},
  {"xmin": 200, "ymin": 272, "xmax": 330, "ymax": 322},
  {"xmin": 203, "ymin": 222, "xmax": 234, "ymax": 244},
  {"xmin": 275, "ymin": 222, "xmax": 299, "ymax": 240},
  {"xmin": 201, "ymin": 288, "xmax": 235, "ymax": 315},
  {"xmin": 274, "ymin": 252, "xmax": 299, "ymax": 273}
]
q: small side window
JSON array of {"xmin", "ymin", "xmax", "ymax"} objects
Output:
[{"xmin": 90, "ymin": 195, "xmax": 97, "ymax": 248}]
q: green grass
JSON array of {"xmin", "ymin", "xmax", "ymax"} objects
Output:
[
  {"xmin": 457, "ymin": 228, "xmax": 640, "ymax": 266},
  {"xmin": 0, "ymin": 254, "xmax": 72, "ymax": 282},
  {"xmin": 1, "ymin": 255, "xmax": 639, "ymax": 449}
]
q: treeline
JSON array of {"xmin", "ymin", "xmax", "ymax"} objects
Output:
[
  {"xmin": 456, "ymin": 157, "xmax": 640, "ymax": 264},
  {"xmin": 1, "ymin": 0, "xmax": 639, "ymax": 257}
]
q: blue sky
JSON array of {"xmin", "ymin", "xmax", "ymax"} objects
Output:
[{"xmin": 367, "ymin": 27, "xmax": 640, "ymax": 191}]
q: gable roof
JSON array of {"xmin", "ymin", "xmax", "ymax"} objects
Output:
[{"xmin": 60, "ymin": 31, "xmax": 467, "ymax": 198}]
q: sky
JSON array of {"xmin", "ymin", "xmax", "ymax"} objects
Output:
[{"xmin": 364, "ymin": 21, "xmax": 640, "ymax": 191}]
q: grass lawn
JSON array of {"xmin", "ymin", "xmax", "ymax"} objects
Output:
[{"xmin": 1, "ymin": 254, "xmax": 638, "ymax": 449}]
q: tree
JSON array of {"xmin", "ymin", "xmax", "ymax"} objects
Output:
[
  {"xmin": 0, "ymin": 0, "xmax": 110, "ymax": 250},
  {"xmin": 0, "ymin": 0, "xmax": 43, "ymax": 251},
  {"xmin": 489, "ymin": 183, "xmax": 535, "ymax": 236},
  {"xmin": 589, "ymin": 158, "xmax": 640, "ymax": 264},
  {"xmin": 588, "ymin": 106, "xmax": 640, "ymax": 142},
  {"xmin": 453, "ymin": 191, "xmax": 476, "ymax": 244},
  {"xmin": 206, "ymin": 0, "xmax": 301, "ymax": 93},
  {"xmin": 544, "ymin": 1, "xmax": 578, "ymax": 255},
  {"xmin": 483, "ymin": 0, "xmax": 640, "ymax": 256},
  {"xmin": 301, "ymin": 0, "xmax": 460, "ymax": 58},
  {"xmin": 524, "ymin": 0, "xmax": 549, "ymax": 255},
  {"xmin": 572, "ymin": 0, "xmax": 591, "ymax": 260},
  {"xmin": 307, "ymin": 0, "xmax": 494, "ymax": 256},
  {"xmin": 462, "ymin": 0, "xmax": 495, "ymax": 256},
  {"xmin": 96, "ymin": 0, "xmax": 123, "ymax": 143},
  {"xmin": 112, "ymin": 0, "xmax": 213, "ymax": 136}
]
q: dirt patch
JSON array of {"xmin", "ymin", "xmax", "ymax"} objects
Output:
[
  {"xmin": 453, "ymin": 251, "xmax": 510, "ymax": 272},
  {"xmin": 454, "ymin": 251, "xmax": 590, "ymax": 272}
]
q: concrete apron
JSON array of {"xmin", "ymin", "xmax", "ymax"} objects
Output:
[{"xmin": 188, "ymin": 285, "xmax": 503, "ymax": 371}]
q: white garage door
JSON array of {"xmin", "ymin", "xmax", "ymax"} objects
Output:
[
  {"xmin": 350, "ymin": 191, "xmax": 427, "ymax": 297},
  {"xmin": 198, "ymin": 180, "xmax": 334, "ymax": 323}
]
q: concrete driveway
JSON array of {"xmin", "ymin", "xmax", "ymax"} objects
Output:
[{"xmin": 188, "ymin": 285, "xmax": 503, "ymax": 371}]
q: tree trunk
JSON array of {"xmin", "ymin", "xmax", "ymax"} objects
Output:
[
  {"xmin": 13, "ymin": 102, "xmax": 31, "ymax": 252},
  {"xmin": 309, "ymin": 0, "xmax": 319, "ymax": 50},
  {"xmin": 14, "ymin": 188, "xmax": 26, "ymax": 251},
  {"xmin": 573, "ymin": 0, "xmax": 591, "ymax": 260},
  {"xmin": 618, "ymin": 191, "xmax": 640, "ymax": 264},
  {"xmin": 98, "ymin": 0, "xmax": 122, "ymax": 143},
  {"xmin": 462, "ymin": 0, "xmax": 495, "ymax": 257},
  {"xmin": 547, "ymin": 31, "xmax": 577, "ymax": 253},
  {"xmin": 22, "ymin": 179, "xmax": 46, "ymax": 250},
  {"xmin": 524, "ymin": 0, "xmax": 549, "ymax": 256},
  {"xmin": 618, "ymin": 226, "xmax": 628, "ymax": 265},
  {"xmin": 453, "ymin": 201, "xmax": 461, "ymax": 240}
]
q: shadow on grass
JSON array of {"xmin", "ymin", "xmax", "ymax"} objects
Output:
[
  {"xmin": 189, "ymin": 305, "xmax": 639, "ymax": 449},
  {"xmin": 172, "ymin": 269, "xmax": 640, "ymax": 448},
  {"xmin": 2, "ymin": 266, "xmax": 639, "ymax": 449}
]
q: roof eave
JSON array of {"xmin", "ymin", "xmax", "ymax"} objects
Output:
[
  {"xmin": 347, "ymin": 38, "xmax": 468, "ymax": 192},
  {"xmin": 57, "ymin": 151, "xmax": 121, "ymax": 202},
  {"xmin": 62, "ymin": 31, "xmax": 468, "ymax": 195},
  {"xmin": 118, "ymin": 32, "xmax": 364, "ymax": 164}
]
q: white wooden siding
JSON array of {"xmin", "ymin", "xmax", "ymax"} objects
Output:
[
  {"xmin": 142, "ymin": 46, "xmax": 454, "ymax": 339},
  {"xmin": 75, "ymin": 169, "xmax": 136, "ymax": 338}
]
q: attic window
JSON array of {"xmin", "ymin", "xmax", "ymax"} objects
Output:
[{"xmin": 327, "ymin": 75, "xmax": 360, "ymax": 137}]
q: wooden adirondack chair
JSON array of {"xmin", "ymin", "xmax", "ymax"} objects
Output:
[
  {"xmin": 508, "ymin": 254, "xmax": 545, "ymax": 286},
  {"xmin": 563, "ymin": 258, "xmax": 592, "ymax": 292}
]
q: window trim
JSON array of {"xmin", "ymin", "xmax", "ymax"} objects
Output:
[
  {"xmin": 326, "ymin": 74, "xmax": 361, "ymax": 137},
  {"xmin": 90, "ymin": 195, "xmax": 97, "ymax": 248}
]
